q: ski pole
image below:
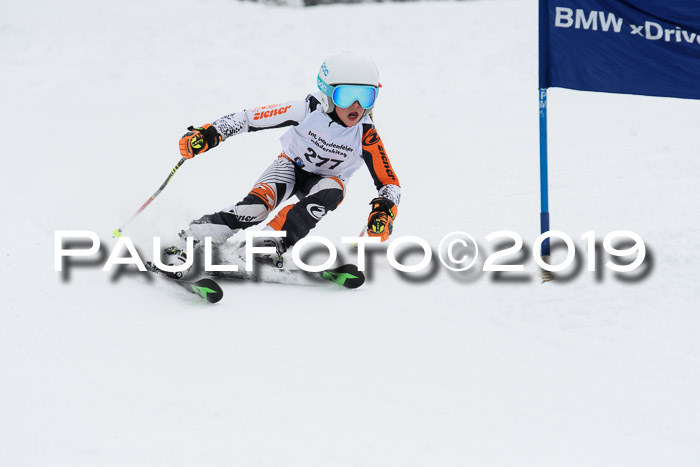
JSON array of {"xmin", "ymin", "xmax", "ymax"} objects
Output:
[
  {"xmin": 351, "ymin": 225, "xmax": 368, "ymax": 249},
  {"xmin": 113, "ymin": 158, "xmax": 187, "ymax": 238}
]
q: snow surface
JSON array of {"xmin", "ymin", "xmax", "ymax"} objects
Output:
[{"xmin": 2, "ymin": 0, "xmax": 700, "ymax": 465}]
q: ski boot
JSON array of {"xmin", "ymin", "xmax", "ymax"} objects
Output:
[
  {"xmin": 146, "ymin": 245, "xmax": 191, "ymax": 280},
  {"xmin": 257, "ymin": 236, "xmax": 288, "ymax": 268}
]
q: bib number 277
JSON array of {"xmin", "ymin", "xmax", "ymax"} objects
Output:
[{"xmin": 304, "ymin": 147, "xmax": 343, "ymax": 169}]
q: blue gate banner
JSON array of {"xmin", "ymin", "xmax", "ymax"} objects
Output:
[{"xmin": 539, "ymin": 0, "xmax": 700, "ymax": 99}]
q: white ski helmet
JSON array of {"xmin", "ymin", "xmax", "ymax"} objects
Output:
[{"xmin": 316, "ymin": 51, "xmax": 380, "ymax": 114}]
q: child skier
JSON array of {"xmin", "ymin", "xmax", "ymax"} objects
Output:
[{"xmin": 161, "ymin": 51, "xmax": 401, "ymax": 272}]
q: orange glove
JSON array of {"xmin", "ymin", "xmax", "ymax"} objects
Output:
[
  {"xmin": 179, "ymin": 124, "xmax": 221, "ymax": 159},
  {"xmin": 367, "ymin": 197, "xmax": 398, "ymax": 242}
]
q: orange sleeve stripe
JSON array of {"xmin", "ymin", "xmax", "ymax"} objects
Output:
[{"xmin": 362, "ymin": 127, "xmax": 400, "ymax": 188}]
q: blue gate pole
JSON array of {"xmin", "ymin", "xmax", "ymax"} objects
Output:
[{"xmin": 539, "ymin": 88, "xmax": 551, "ymax": 257}]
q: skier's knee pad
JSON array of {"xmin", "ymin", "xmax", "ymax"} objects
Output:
[
  {"xmin": 304, "ymin": 187, "xmax": 345, "ymax": 212},
  {"xmin": 248, "ymin": 182, "xmax": 279, "ymax": 211},
  {"xmin": 306, "ymin": 177, "xmax": 346, "ymax": 209},
  {"xmin": 280, "ymin": 189, "xmax": 343, "ymax": 244}
]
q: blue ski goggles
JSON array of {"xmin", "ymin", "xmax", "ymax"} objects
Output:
[{"xmin": 318, "ymin": 78, "xmax": 378, "ymax": 109}]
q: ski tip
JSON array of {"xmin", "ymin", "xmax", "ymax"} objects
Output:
[
  {"xmin": 112, "ymin": 228, "xmax": 123, "ymax": 238},
  {"xmin": 189, "ymin": 279, "xmax": 224, "ymax": 303},
  {"xmin": 322, "ymin": 264, "xmax": 365, "ymax": 289}
]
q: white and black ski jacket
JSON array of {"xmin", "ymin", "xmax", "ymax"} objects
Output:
[{"xmin": 211, "ymin": 93, "xmax": 401, "ymax": 206}]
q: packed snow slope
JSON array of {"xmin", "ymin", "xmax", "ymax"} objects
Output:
[{"xmin": 2, "ymin": 0, "xmax": 699, "ymax": 466}]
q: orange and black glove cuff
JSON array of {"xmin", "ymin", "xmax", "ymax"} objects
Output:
[
  {"xmin": 179, "ymin": 124, "xmax": 221, "ymax": 159},
  {"xmin": 367, "ymin": 197, "xmax": 398, "ymax": 241}
]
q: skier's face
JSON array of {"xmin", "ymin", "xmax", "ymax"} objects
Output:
[{"xmin": 335, "ymin": 100, "xmax": 364, "ymax": 127}]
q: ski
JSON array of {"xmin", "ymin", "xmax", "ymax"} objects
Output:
[
  {"xmin": 209, "ymin": 262, "xmax": 365, "ymax": 289},
  {"xmin": 145, "ymin": 262, "xmax": 224, "ymax": 303}
]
